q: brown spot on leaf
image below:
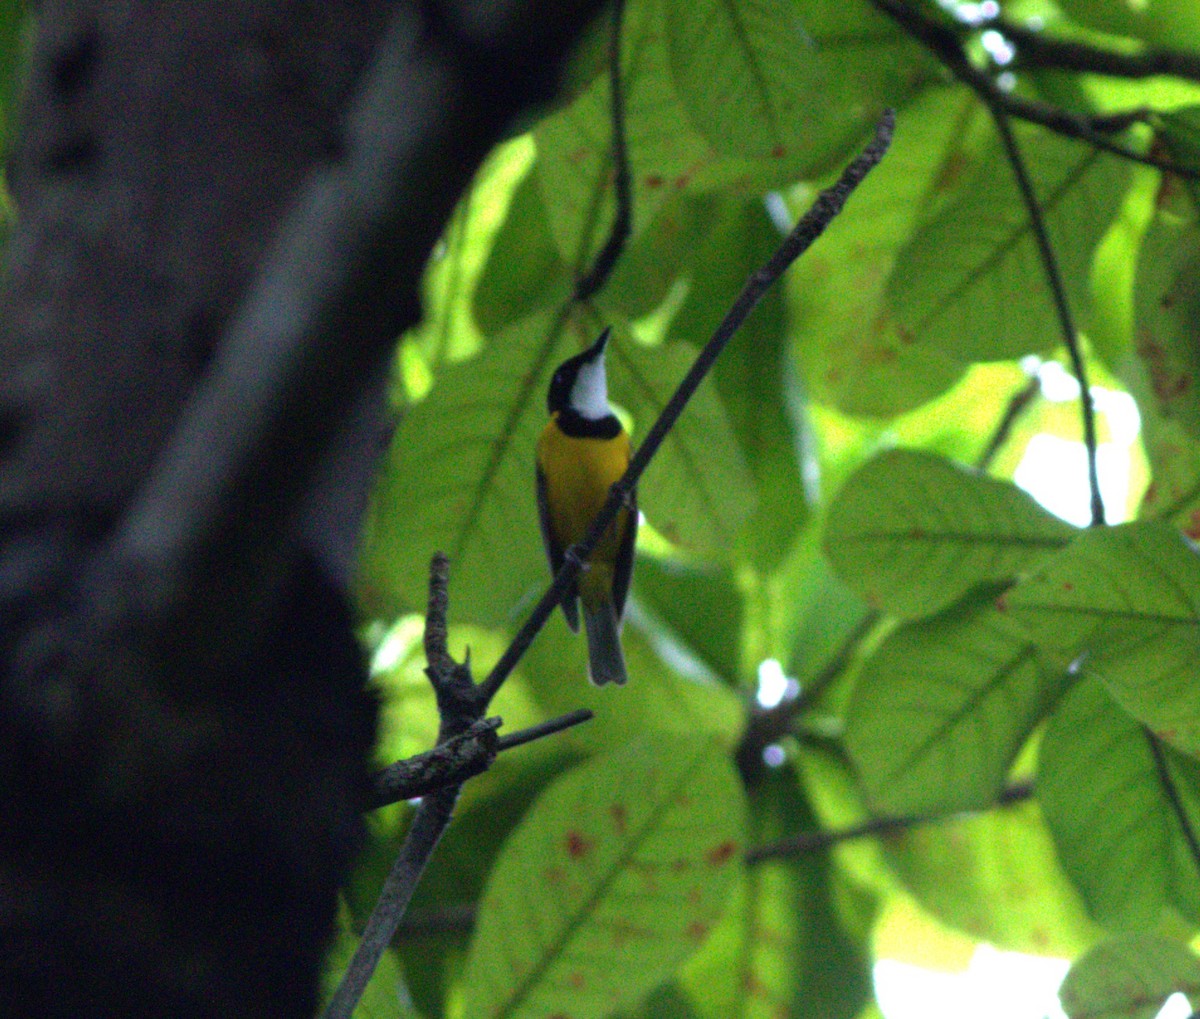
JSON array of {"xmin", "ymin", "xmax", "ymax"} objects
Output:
[
  {"xmin": 645, "ymin": 173, "xmax": 664, "ymax": 189},
  {"xmin": 687, "ymin": 920, "xmax": 709, "ymax": 942},
  {"xmin": 566, "ymin": 831, "xmax": 591, "ymax": 859},
  {"xmin": 771, "ymin": 143, "xmax": 786, "ymax": 158},
  {"xmin": 610, "ymin": 804, "xmax": 627, "ymax": 835},
  {"xmin": 706, "ymin": 840, "xmax": 737, "ymax": 866}
]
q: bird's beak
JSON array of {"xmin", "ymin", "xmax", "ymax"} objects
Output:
[{"xmin": 587, "ymin": 327, "xmax": 611, "ymax": 360}]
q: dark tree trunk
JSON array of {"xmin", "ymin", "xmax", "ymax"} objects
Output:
[{"xmin": 0, "ymin": 2, "xmax": 604, "ymax": 1015}]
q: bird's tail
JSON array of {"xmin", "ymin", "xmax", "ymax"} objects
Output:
[{"xmin": 581, "ymin": 594, "xmax": 627, "ymax": 686}]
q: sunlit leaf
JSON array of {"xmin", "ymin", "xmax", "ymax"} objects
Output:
[
  {"xmin": 884, "ymin": 797, "xmax": 1101, "ymax": 956},
  {"xmin": 1007, "ymin": 521, "xmax": 1200, "ymax": 758},
  {"xmin": 887, "ymin": 125, "xmax": 1131, "ymax": 361},
  {"xmin": 462, "ymin": 737, "xmax": 746, "ymax": 1019},
  {"xmin": 790, "ymin": 87, "xmax": 976, "ymax": 417},
  {"xmin": 680, "ymin": 765, "xmax": 873, "ymax": 1019},
  {"xmin": 846, "ymin": 589, "xmax": 1070, "ymax": 814},
  {"xmin": 1038, "ymin": 677, "xmax": 1200, "ymax": 929},
  {"xmin": 1133, "ymin": 170, "xmax": 1200, "ymax": 440},
  {"xmin": 671, "ymin": 196, "xmax": 809, "ymax": 573},
  {"xmin": 1059, "ymin": 934, "xmax": 1200, "ymax": 1019},
  {"xmin": 358, "ymin": 311, "xmax": 560, "ymax": 625},
  {"xmin": 825, "ymin": 449, "xmax": 1075, "ymax": 619},
  {"xmin": 614, "ymin": 340, "xmax": 756, "ymax": 558}
]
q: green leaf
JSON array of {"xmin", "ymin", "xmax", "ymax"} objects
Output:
[
  {"xmin": 679, "ymin": 765, "xmax": 873, "ymax": 1019},
  {"xmin": 1006, "ymin": 521, "xmax": 1200, "ymax": 758},
  {"xmin": 1160, "ymin": 107, "xmax": 1200, "ymax": 204},
  {"xmin": 884, "ymin": 794, "xmax": 1100, "ymax": 955},
  {"xmin": 666, "ymin": 0, "xmax": 933, "ymax": 174},
  {"xmin": 613, "ymin": 340, "xmax": 756, "ymax": 558},
  {"xmin": 358, "ymin": 311, "xmax": 559, "ymax": 625},
  {"xmin": 632, "ymin": 555, "xmax": 745, "ymax": 684},
  {"xmin": 1057, "ymin": 0, "xmax": 1200, "ymax": 48},
  {"xmin": 824, "ymin": 449, "xmax": 1075, "ymax": 619},
  {"xmin": 1133, "ymin": 170, "xmax": 1200, "ymax": 440},
  {"xmin": 845, "ymin": 589, "xmax": 1070, "ymax": 814},
  {"xmin": 1038, "ymin": 677, "xmax": 1200, "ymax": 929},
  {"xmin": 521, "ymin": 618, "xmax": 746, "ymax": 752},
  {"xmin": 1059, "ymin": 934, "xmax": 1200, "ymax": 1019},
  {"xmin": 473, "ymin": 169, "xmax": 572, "ymax": 338},
  {"xmin": 790, "ymin": 87, "xmax": 976, "ymax": 417},
  {"xmin": 462, "ymin": 737, "xmax": 747, "ymax": 1019},
  {"xmin": 534, "ymin": 0, "xmax": 751, "ymax": 267},
  {"xmin": 886, "ymin": 125, "xmax": 1131, "ymax": 361},
  {"xmin": 672, "ymin": 197, "xmax": 809, "ymax": 573}
]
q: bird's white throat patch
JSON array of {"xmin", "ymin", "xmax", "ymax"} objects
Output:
[{"xmin": 570, "ymin": 355, "xmax": 610, "ymax": 420}]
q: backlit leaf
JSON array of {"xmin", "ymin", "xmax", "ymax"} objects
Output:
[
  {"xmin": 824, "ymin": 448, "xmax": 1075, "ymax": 619},
  {"xmin": 1059, "ymin": 934, "xmax": 1200, "ymax": 1019},
  {"xmin": 887, "ymin": 125, "xmax": 1130, "ymax": 361},
  {"xmin": 1007, "ymin": 521, "xmax": 1200, "ymax": 758},
  {"xmin": 846, "ymin": 589, "xmax": 1070, "ymax": 814},
  {"xmin": 1038, "ymin": 677, "xmax": 1200, "ymax": 929},
  {"xmin": 462, "ymin": 737, "xmax": 746, "ymax": 1019}
]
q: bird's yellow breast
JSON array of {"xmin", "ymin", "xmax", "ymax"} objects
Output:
[{"xmin": 537, "ymin": 416, "xmax": 632, "ymax": 561}]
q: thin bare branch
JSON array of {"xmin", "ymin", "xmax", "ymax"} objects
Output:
[
  {"xmin": 746, "ymin": 780, "xmax": 1035, "ymax": 864},
  {"xmin": 868, "ymin": 0, "xmax": 1200, "ymax": 181},
  {"xmin": 574, "ymin": 0, "xmax": 632, "ymax": 302},
  {"xmin": 988, "ymin": 109, "xmax": 1105, "ymax": 526}
]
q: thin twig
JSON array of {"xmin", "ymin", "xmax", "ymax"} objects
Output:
[
  {"xmin": 477, "ymin": 110, "xmax": 896, "ymax": 705},
  {"xmin": 746, "ymin": 780, "xmax": 1035, "ymax": 864},
  {"xmin": 868, "ymin": 0, "xmax": 1200, "ymax": 181},
  {"xmin": 975, "ymin": 374, "xmax": 1041, "ymax": 472},
  {"xmin": 323, "ymin": 787, "xmax": 458, "ymax": 1019},
  {"xmin": 736, "ymin": 609, "xmax": 879, "ymax": 780},
  {"xmin": 574, "ymin": 0, "xmax": 631, "ymax": 302},
  {"xmin": 326, "ymin": 555, "xmax": 471, "ymax": 1019},
  {"xmin": 497, "ymin": 708, "xmax": 594, "ymax": 751},
  {"xmin": 988, "ymin": 109, "xmax": 1105, "ymax": 527},
  {"xmin": 364, "ymin": 708, "xmax": 594, "ymax": 809},
  {"xmin": 997, "ymin": 18, "xmax": 1200, "ymax": 84}
]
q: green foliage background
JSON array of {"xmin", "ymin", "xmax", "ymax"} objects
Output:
[{"xmin": 344, "ymin": 0, "xmax": 1200, "ymax": 1016}]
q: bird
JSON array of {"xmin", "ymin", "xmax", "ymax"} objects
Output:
[{"xmin": 536, "ymin": 327, "xmax": 637, "ymax": 685}]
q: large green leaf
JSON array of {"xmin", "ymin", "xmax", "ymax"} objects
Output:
[
  {"xmin": 534, "ymin": 0, "xmax": 756, "ymax": 267},
  {"xmin": 613, "ymin": 340, "xmax": 756, "ymax": 558},
  {"xmin": 790, "ymin": 87, "xmax": 975, "ymax": 417},
  {"xmin": 1038, "ymin": 677, "xmax": 1200, "ymax": 929},
  {"xmin": 1007, "ymin": 521, "xmax": 1200, "ymax": 758},
  {"xmin": 824, "ymin": 448, "xmax": 1075, "ymax": 619},
  {"xmin": 1059, "ymin": 934, "xmax": 1200, "ymax": 1019},
  {"xmin": 679, "ymin": 766, "xmax": 872, "ymax": 1019},
  {"xmin": 671, "ymin": 197, "xmax": 809, "ymax": 574},
  {"xmin": 883, "ymin": 796, "xmax": 1100, "ymax": 955},
  {"xmin": 462, "ymin": 737, "xmax": 746, "ymax": 1019},
  {"xmin": 664, "ymin": 0, "xmax": 928, "ymax": 175},
  {"xmin": 699, "ymin": 0, "xmax": 931, "ymax": 169},
  {"xmin": 473, "ymin": 169, "xmax": 572, "ymax": 338},
  {"xmin": 886, "ymin": 125, "xmax": 1131, "ymax": 361},
  {"xmin": 845, "ymin": 589, "xmax": 1070, "ymax": 814},
  {"xmin": 358, "ymin": 311, "xmax": 559, "ymax": 625}
]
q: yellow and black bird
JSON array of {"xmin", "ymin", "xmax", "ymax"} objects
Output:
[{"xmin": 536, "ymin": 328, "xmax": 637, "ymax": 686}]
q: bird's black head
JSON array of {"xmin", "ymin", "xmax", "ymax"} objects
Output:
[{"xmin": 546, "ymin": 328, "xmax": 611, "ymax": 416}]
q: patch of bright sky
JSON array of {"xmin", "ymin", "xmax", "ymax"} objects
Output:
[
  {"xmin": 877, "ymin": 949, "xmax": 1192, "ymax": 1019},
  {"xmin": 1012, "ymin": 359, "xmax": 1143, "ymax": 526}
]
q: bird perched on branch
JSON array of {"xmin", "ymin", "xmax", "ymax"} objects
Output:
[{"xmin": 536, "ymin": 327, "xmax": 637, "ymax": 685}]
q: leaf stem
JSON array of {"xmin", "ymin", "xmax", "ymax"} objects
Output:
[{"xmin": 988, "ymin": 109, "xmax": 1105, "ymax": 527}]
